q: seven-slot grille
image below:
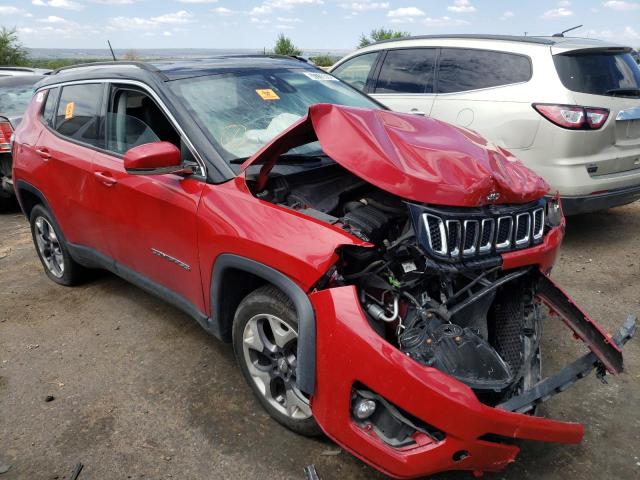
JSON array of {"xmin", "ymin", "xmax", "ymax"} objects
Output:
[{"xmin": 422, "ymin": 207, "xmax": 545, "ymax": 260}]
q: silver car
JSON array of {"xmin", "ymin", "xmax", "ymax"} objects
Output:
[{"xmin": 330, "ymin": 35, "xmax": 640, "ymax": 215}]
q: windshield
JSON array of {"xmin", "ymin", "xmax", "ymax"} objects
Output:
[
  {"xmin": 168, "ymin": 68, "xmax": 380, "ymax": 162},
  {"xmin": 0, "ymin": 82, "xmax": 37, "ymax": 117},
  {"xmin": 553, "ymin": 50, "xmax": 640, "ymax": 97}
]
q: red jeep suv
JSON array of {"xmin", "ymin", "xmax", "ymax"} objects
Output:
[{"xmin": 12, "ymin": 57, "xmax": 635, "ymax": 478}]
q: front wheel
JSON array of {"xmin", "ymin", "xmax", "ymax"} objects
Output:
[{"xmin": 232, "ymin": 285, "xmax": 321, "ymax": 436}]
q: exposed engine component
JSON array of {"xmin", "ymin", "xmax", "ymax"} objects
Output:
[{"xmin": 252, "ymin": 163, "xmax": 549, "ymax": 406}]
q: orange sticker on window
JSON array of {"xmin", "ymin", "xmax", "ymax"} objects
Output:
[
  {"xmin": 65, "ymin": 102, "xmax": 74, "ymax": 120},
  {"xmin": 255, "ymin": 89, "xmax": 280, "ymax": 101}
]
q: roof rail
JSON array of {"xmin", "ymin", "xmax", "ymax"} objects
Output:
[
  {"xmin": 0, "ymin": 66, "xmax": 38, "ymax": 71},
  {"xmin": 368, "ymin": 34, "xmax": 556, "ymax": 47},
  {"xmin": 52, "ymin": 60, "xmax": 160, "ymax": 75}
]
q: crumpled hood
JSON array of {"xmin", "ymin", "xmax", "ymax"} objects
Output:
[{"xmin": 241, "ymin": 104, "xmax": 549, "ymax": 207}]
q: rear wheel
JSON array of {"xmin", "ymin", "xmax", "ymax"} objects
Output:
[
  {"xmin": 29, "ymin": 204, "xmax": 85, "ymax": 286},
  {"xmin": 232, "ymin": 285, "xmax": 321, "ymax": 436}
]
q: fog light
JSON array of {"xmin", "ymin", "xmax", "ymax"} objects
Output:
[{"xmin": 353, "ymin": 398, "xmax": 376, "ymax": 420}]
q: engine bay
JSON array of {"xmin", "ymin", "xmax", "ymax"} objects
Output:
[{"xmin": 250, "ymin": 164, "xmax": 548, "ymax": 407}]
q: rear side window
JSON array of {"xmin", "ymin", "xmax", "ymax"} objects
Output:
[
  {"xmin": 54, "ymin": 84, "xmax": 103, "ymax": 148},
  {"xmin": 332, "ymin": 52, "xmax": 378, "ymax": 91},
  {"xmin": 42, "ymin": 87, "xmax": 59, "ymax": 127},
  {"xmin": 375, "ymin": 48, "xmax": 437, "ymax": 94},
  {"xmin": 437, "ymin": 48, "xmax": 532, "ymax": 93},
  {"xmin": 553, "ymin": 51, "xmax": 640, "ymax": 97}
]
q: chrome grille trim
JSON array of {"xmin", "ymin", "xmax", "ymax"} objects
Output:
[
  {"xmin": 423, "ymin": 213, "xmax": 447, "ymax": 256},
  {"xmin": 515, "ymin": 213, "xmax": 531, "ymax": 246},
  {"xmin": 479, "ymin": 218, "xmax": 495, "ymax": 253},
  {"xmin": 532, "ymin": 208, "xmax": 545, "ymax": 240},
  {"xmin": 462, "ymin": 220, "xmax": 479, "ymax": 256},
  {"xmin": 495, "ymin": 216, "xmax": 513, "ymax": 250},
  {"xmin": 416, "ymin": 202, "xmax": 546, "ymax": 260},
  {"xmin": 446, "ymin": 220, "xmax": 461, "ymax": 257}
]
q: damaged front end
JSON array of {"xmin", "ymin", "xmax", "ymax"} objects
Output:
[{"xmin": 242, "ymin": 104, "xmax": 636, "ymax": 478}]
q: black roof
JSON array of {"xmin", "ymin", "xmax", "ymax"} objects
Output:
[
  {"xmin": 37, "ymin": 55, "xmax": 315, "ymax": 89},
  {"xmin": 0, "ymin": 75, "xmax": 44, "ymax": 88},
  {"xmin": 369, "ymin": 34, "xmax": 558, "ymax": 46}
]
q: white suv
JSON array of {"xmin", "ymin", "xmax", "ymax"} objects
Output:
[{"xmin": 330, "ymin": 35, "xmax": 640, "ymax": 215}]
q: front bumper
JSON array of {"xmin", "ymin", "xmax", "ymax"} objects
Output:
[
  {"xmin": 309, "ymin": 280, "xmax": 634, "ymax": 479},
  {"xmin": 559, "ymin": 183, "xmax": 640, "ymax": 215}
]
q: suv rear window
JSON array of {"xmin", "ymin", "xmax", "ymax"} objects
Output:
[
  {"xmin": 55, "ymin": 83, "xmax": 103, "ymax": 147},
  {"xmin": 553, "ymin": 50, "xmax": 640, "ymax": 97},
  {"xmin": 437, "ymin": 48, "xmax": 532, "ymax": 93},
  {"xmin": 375, "ymin": 48, "xmax": 437, "ymax": 94},
  {"xmin": 331, "ymin": 52, "xmax": 378, "ymax": 91}
]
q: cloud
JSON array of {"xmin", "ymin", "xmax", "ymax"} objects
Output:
[
  {"xmin": 0, "ymin": 6, "xmax": 29, "ymax": 15},
  {"xmin": 447, "ymin": 0, "xmax": 476, "ymax": 13},
  {"xmin": 387, "ymin": 6, "xmax": 425, "ymax": 24},
  {"xmin": 37, "ymin": 15, "xmax": 69, "ymax": 23},
  {"xmin": 500, "ymin": 10, "xmax": 514, "ymax": 20},
  {"xmin": 213, "ymin": 7, "xmax": 235, "ymax": 15},
  {"xmin": 92, "ymin": 0, "xmax": 136, "ymax": 4},
  {"xmin": 423, "ymin": 16, "xmax": 470, "ymax": 27},
  {"xmin": 623, "ymin": 25, "xmax": 639, "ymax": 38},
  {"xmin": 32, "ymin": 0, "xmax": 46, "ymax": 5},
  {"xmin": 584, "ymin": 28, "xmax": 613, "ymax": 38},
  {"xmin": 151, "ymin": 10, "xmax": 195, "ymax": 24},
  {"xmin": 251, "ymin": 0, "xmax": 323, "ymax": 15},
  {"xmin": 603, "ymin": 1, "xmax": 640, "ymax": 10},
  {"xmin": 163, "ymin": 31, "xmax": 172, "ymax": 36},
  {"xmin": 275, "ymin": 24, "xmax": 294, "ymax": 29},
  {"xmin": 542, "ymin": 7, "xmax": 573, "ymax": 18},
  {"xmin": 276, "ymin": 16, "xmax": 301, "ymax": 22},
  {"xmin": 177, "ymin": 0, "xmax": 218, "ymax": 3},
  {"xmin": 339, "ymin": 2, "xmax": 389, "ymax": 11},
  {"xmin": 47, "ymin": 0, "xmax": 84, "ymax": 10},
  {"xmin": 558, "ymin": 0, "xmax": 571, "ymax": 6},
  {"xmin": 108, "ymin": 16, "xmax": 158, "ymax": 29}
]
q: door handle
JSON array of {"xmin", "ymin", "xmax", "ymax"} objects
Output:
[
  {"xmin": 410, "ymin": 109, "xmax": 426, "ymax": 116},
  {"xmin": 94, "ymin": 171, "xmax": 117, "ymax": 187},
  {"xmin": 35, "ymin": 148, "xmax": 51, "ymax": 161}
]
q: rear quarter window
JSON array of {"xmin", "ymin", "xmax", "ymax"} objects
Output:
[
  {"xmin": 54, "ymin": 83, "xmax": 103, "ymax": 148},
  {"xmin": 553, "ymin": 51, "xmax": 640, "ymax": 97},
  {"xmin": 437, "ymin": 48, "xmax": 532, "ymax": 94},
  {"xmin": 42, "ymin": 87, "xmax": 59, "ymax": 127},
  {"xmin": 331, "ymin": 52, "xmax": 379, "ymax": 91},
  {"xmin": 375, "ymin": 48, "xmax": 437, "ymax": 94}
]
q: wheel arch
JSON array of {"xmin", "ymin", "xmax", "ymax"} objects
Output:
[
  {"xmin": 211, "ymin": 253, "xmax": 316, "ymax": 395},
  {"xmin": 14, "ymin": 180, "xmax": 46, "ymax": 220}
]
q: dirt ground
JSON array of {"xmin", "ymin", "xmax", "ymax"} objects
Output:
[{"xmin": 1, "ymin": 201, "xmax": 639, "ymax": 480}]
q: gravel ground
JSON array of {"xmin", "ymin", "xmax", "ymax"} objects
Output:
[{"xmin": 1, "ymin": 201, "xmax": 639, "ymax": 480}]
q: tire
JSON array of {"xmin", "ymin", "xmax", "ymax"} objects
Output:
[
  {"xmin": 232, "ymin": 284, "xmax": 321, "ymax": 436},
  {"xmin": 29, "ymin": 204, "xmax": 85, "ymax": 286}
]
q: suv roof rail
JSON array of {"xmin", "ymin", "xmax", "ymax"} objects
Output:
[
  {"xmin": 0, "ymin": 66, "xmax": 38, "ymax": 71},
  {"xmin": 368, "ymin": 34, "xmax": 556, "ymax": 47},
  {"xmin": 52, "ymin": 60, "xmax": 160, "ymax": 75}
]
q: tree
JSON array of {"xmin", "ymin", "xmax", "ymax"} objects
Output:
[
  {"xmin": 0, "ymin": 27, "xmax": 29, "ymax": 66},
  {"xmin": 273, "ymin": 33, "xmax": 302, "ymax": 56},
  {"xmin": 358, "ymin": 28, "xmax": 410, "ymax": 48}
]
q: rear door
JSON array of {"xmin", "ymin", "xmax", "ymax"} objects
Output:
[
  {"xmin": 369, "ymin": 48, "xmax": 438, "ymax": 117},
  {"xmin": 34, "ymin": 83, "xmax": 105, "ymax": 248},
  {"xmin": 88, "ymin": 83, "xmax": 206, "ymax": 312},
  {"xmin": 552, "ymin": 48, "xmax": 640, "ymax": 177}
]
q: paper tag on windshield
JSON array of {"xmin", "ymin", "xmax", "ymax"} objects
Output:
[
  {"xmin": 35, "ymin": 91, "xmax": 44, "ymax": 103},
  {"xmin": 255, "ymin": 89, "xmax": 280, "ymax": 101},
  {"xmin": 65, "ymin": 102, "xmax": 74, "ymax": 120},
  {"xmin": 303, "ymin": 72, "xmax": 338, "ymax": 82}
]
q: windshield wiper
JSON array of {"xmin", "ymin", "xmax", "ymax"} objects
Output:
[
  {"xmin": 605, "ymin": 87, "xmax": 640, "ymax": 97},
  {"xmin": 230, "ymin": 153, "xmax": 327, "ymax": 165}
]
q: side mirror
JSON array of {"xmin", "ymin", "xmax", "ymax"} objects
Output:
[{"xmin": 124, "ymin": 141, "xmax": 188, "ymax": 175}]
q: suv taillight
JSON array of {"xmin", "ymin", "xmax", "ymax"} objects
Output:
[
  {"xmin": 0, "ymin": 121, "xmax": 13, "ymax": 153},
  {"xmin": 532, "ymin": 104, "xmax": 609, "ymax": 130}
]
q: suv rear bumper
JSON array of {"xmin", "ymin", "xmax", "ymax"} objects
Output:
[{"xmin": 559, "ymin": 183, "xmax": 640, "ymax": 215}]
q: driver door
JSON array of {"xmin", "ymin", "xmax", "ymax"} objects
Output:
[{"xmin": 89, "ymin": 84, "xmax": 206, "ymax": 312}]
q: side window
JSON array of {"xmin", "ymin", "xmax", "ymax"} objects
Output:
[
  {"xmin": 437, "ymin": 48, "xmax": 532, "ymax": 93},
  {"xmin": 54, "ymin": 84, "xmax": 103, "ymax": 147},
  {"xmin": 332, "ymin": 52, "xmax": 379, "ymax": 91},
  {"xmin": 375, "ymin": 48, "xmax": 437, "ymax": 94},
  {"xmin": 106, "ymin": 87, "xmax": 181, "ymax": 156},
  {"xmin": 41, "ymin": 87, "xmax": 59, "ymax": 127}
]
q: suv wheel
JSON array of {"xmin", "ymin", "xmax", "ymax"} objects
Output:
[
  {"xmin": 29, "ymin": 204, "xmax": 85, "ymax": 286},
  {"xmin": 233, "ymin": 285, "xmax": 321, "ymax": 436}
]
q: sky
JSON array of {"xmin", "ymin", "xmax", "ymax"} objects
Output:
[{"xmin": 0, "ymin": 0, "xmax": 639, "ymax": 51}]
